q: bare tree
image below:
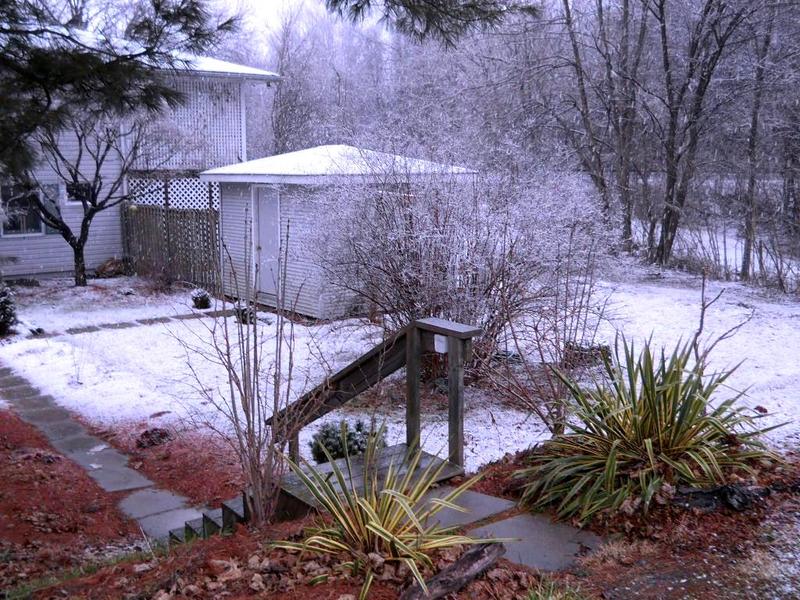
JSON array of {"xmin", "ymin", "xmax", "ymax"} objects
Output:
[
  {"xmin": 180, "ymin": 221, "xmax": 313, "ymax": 523},
  {"xmin": 33, "ymin": 114, "xmax": 146, "ymax": 285}
]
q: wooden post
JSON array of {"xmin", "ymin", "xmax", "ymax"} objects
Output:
[
  {"xmin": 447, "ymin": 336, "xmax": 465, "ymax": 469},
  {"xmin": 406, "ymin": 325, "xmax": 421, "ymax": 450}
]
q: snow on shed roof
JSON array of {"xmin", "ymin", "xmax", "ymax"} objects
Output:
[{"xmin": 199, "ymin": 144, "xmax": 477, "ymax": 184}]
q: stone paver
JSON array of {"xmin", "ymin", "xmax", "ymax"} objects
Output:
[
  {"xmin": 102, "ymin": 321, "xmax": 137, "ymax": 330},
  {"xmin": 137, "ymin": 316, "xmax": 173, "ymax": 325},
  {"xmin": 0, "ymin": 384, "xmax": 42, "ymax": 400},
  {"xmin": 65, "ymin": 325, "xmax": 102, "ymax": 334},
  {"xmin": 469, "ymin": 512, "xmax": 603, "ymax": 571},
  {"xmin": 119, "ymin": 488, "xmax": 191, "ymax": 519},
  {"xmin": 138, "ymin": 507, "xmax": 205, "ymax": 539},
  {"xmin": 86, "ymin": 464, "xmax": 154, "ymax": 493},
  {"xmin": 423, "ymin": 486, "xmax": 516, "ymax": 529}
]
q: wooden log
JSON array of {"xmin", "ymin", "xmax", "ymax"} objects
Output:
[{"xmin": 399, "ymin": 542, "xmax": 506, "ymax": 600}]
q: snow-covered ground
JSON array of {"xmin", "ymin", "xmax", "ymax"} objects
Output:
[
  {"xmin": 9, "ymin": 276, "xmax": 198, "ymax": 333},
  {"xmin": 598, "ymin": 267, "xmax": 800, "ymax": 449},
  {"xmin": 0, "ymin": 270, "xmax": 797, "ymax": 473}
]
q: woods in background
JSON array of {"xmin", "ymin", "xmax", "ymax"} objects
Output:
[{"xmin": 228, "ymin": 0, "xmax": 800, "ymax": 287}]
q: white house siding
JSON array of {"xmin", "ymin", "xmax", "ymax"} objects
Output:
[
  {"xmin": 137, "ymin": 76, "xmax": 244, "ymax": 173},
  {"xmin": 0, "ymin": 130, "xmax": 123, "ymax": 278}
]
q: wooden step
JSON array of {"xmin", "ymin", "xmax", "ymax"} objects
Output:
[{"xmin": 275, "ymin": 443, "xmax": 463, "ymax": 521}]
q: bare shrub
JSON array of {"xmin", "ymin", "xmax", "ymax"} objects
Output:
[
  {"xmin": 476, "ymin": 173, "xmax": 609, "ymax": 434},
  {"xmin": 178, "ymin": 218, "xmax": 312, "ymax": 523},
  {"xmin": 317, "ymin": 166, "xmax": 603, "ymax": 366}
]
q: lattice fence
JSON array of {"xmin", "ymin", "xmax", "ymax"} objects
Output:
[
  {"xmin": 124, "ymin": 177, "xmax": 220, "ymax": 288},
  {"xmin": 128, "ymin": 177, "xmax": 220, "ymax": 210}
]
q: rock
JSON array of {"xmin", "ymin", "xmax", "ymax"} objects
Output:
[
  {"xmin": 83, "ymin": 502, "xmax": 101, "ymax": 514},
  {"xmin": 250, "ymin": 573, "xmax": 266, "ymax": 592},
  {"xmin": 136, "ymin": 428, "xmax": 172, "ymax": 449},
  {"xmin": 337, "ymin": 595, "xmax": 356, "ymax": 600},
  {"xmin": 247, "ymin": 554, "xmax": 262, "ymax": 569},
  {"xmin": 133, "ymin": 563, "xmax": 153, "ymax": 574}
]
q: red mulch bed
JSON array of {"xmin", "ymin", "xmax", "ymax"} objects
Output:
[
  {"xmin": 85, "ymin": 422, "xmax": 244, "ymax": 508},
  {"xmin": 0, "ymin": 409, "xmax": 137, "ymax": 591}
]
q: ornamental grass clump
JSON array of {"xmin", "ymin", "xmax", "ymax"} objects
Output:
[
  {"xmin": 517, "ymin": 337, "xmax": 778, "ymax": 524},
  {"xmin": 275, "ymin": 425, "xmax": 484, "ymax": 599}
]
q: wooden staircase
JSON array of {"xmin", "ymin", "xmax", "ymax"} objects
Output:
[{"xmin": 168, "ymin": 317, "xmax": 481, "ymax": 543}]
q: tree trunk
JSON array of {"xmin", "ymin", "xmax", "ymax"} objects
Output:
[
  {"xmin": 73, "ymin": 243, "xmax": 87, "ymax": 286},
  {"xmin": 740, "ymin": 15, "xmax": 773, "ymax": 281}
]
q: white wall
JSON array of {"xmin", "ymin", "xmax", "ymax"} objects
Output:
[
  {"xmin": 0, "ymin": 130, "xmax": 123, "ymax": 278},
  {"xmin": 219, "ymin": 183, "xmax": 360, "ymax": 319}
]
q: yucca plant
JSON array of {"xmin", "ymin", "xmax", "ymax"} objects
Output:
[
  {"xmin": 518, "ymin": 337, "xmax": 779, "ymax": 524},
  {"xmin": 274, "ymin": 425, "xmax": 484, "ymax": 599}
]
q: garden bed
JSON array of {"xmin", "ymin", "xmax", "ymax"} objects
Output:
[{"xmin": 0, "ymin": 410, "xmax": 139, "ymax": 593}]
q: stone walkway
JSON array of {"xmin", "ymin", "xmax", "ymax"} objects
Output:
[
  {"xmin": 26, "ymin": 308, "xmax": 235, "ymax": 339},
  {"xmin": 424, "ymin": 486, "xmax": 602, "ymax": 571},
  {"xmin": 0, "ymin": 364, "xmax": 204, "ymax": 541}
]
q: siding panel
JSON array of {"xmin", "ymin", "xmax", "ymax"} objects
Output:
[{"xmin": 0, "ymin": 129, "xmax": 123, "ymax": 278}]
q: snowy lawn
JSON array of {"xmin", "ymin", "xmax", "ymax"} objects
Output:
[
  {"xmin": 7, "ymin": 276, "xmax": 199, "ymax": 334},
  {"xmin": 0, "ymin": 270, "xmax": 797, "ymax": 473},
  {"xmin": 598, "ymin": 269, "xmax": 800, "ymax": 450}
]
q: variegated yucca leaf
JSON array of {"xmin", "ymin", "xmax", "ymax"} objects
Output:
[
  {"xmin": 273, "ymin": 423, "xmax": 490, "ymax": 598},
  {"xmin": 517, "ymin": 336, "xmax": 781, "ymax": 524}
]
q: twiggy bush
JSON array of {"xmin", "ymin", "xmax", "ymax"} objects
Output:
[
  {"xmin": 517, "ymin": 337, "xmax": 777, "ymax": 524},
  {"xmin": 276, "ymin": 425, "xmax": 484, "ymax": 599}
]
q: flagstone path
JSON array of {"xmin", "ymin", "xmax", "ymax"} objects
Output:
[
  {"xmin": 0, "ymin": 364, "xmax": 204, "ymax": 540},
  {"xmin": 0, "ymin": 347, "xmax": 603, "ymax": 570}
]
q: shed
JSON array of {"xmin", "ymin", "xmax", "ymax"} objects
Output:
[{"xmin": 199, "ymin": 144, "xmax": 476, "ymax": 319}]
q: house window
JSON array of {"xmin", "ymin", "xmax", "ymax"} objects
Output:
[
  {"xmin": 66, "ymin": 182, "xmax": 92, "ymax": 204},
  {"xmin": 1, "ymin": 185, "xmax": 44, "ymax": 236}
]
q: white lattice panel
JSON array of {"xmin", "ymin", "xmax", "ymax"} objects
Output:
[
  {"xmin": 133, "ymin": 76, "xmax": 243, "ymax": 172},
  {"xmin": 130, "ymin": 177, "xmax": 220, "ymax": 210}
]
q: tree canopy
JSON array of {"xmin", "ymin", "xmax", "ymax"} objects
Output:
[{"xmin": 0, "ymin": 0, "xmax": 235, "ymax": 179}]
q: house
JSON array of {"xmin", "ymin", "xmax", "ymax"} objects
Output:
[
  {"xmin": 199, "ymin": 144, "xmax": 477, "ymax": 320},
  {"xmin": 0, "ymin": 45, "xmax": 278, "ymax": 279}
]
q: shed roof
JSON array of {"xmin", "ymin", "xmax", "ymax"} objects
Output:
[{"xmin": 199, "ymin": 144, "xmax": 477, "ymax": 184}]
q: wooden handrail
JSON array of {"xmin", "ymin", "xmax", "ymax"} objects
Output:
[{"xmin": 272, "ymin": 318, "xmax": 481, "ymax": 468}]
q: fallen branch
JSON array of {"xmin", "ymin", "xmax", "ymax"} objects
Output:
[{"xmin": 399, "ymin": 542, "xmax": 506, "ymax": 600}]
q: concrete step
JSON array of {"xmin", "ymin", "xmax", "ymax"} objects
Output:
[
  {"xmin": 202, "ymin": 508, "xmax": 223, "ymax": 537},
  {"xmin": 185, "ymin": 517, "xmax": 204, "ymax": 541},
  {"xmin": 168, "ymin": 527, "xmax": 186, "ymax": 545},
  {"xmin": 222, "ymin": 497, "xmax": 245, "ymax": 532}
]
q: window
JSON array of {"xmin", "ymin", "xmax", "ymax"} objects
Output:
[
  {"xmin": 1, "ymin": 185, "xmax": 44, "ymax": 236},
  {"xmin": 66, "ymin": 182, "xmax": 92, "ymax": 204}
]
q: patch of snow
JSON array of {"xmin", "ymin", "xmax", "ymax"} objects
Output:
[
  {"xmin": 597, "ymin": 274, "xmax": 800, "ymax": 449},
  {"xmin": 8, "ymin": 276, "xmax": 197, "ymax": 334}
]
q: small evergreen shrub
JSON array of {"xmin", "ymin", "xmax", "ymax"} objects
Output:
[
  {"xmin": 0, "ymin": 285, "xmax": 17, "ymax": 336},
  {"xmin": 191, "ymin": 288, "xmax": 211, "ymax": 309},
  {"xmin": 309, "ymin": 419, "xmax": 384, "ymax": 464},
  {"xmin": 234, "ymin": 300, "xmax": 256, "ymax": 324}
]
